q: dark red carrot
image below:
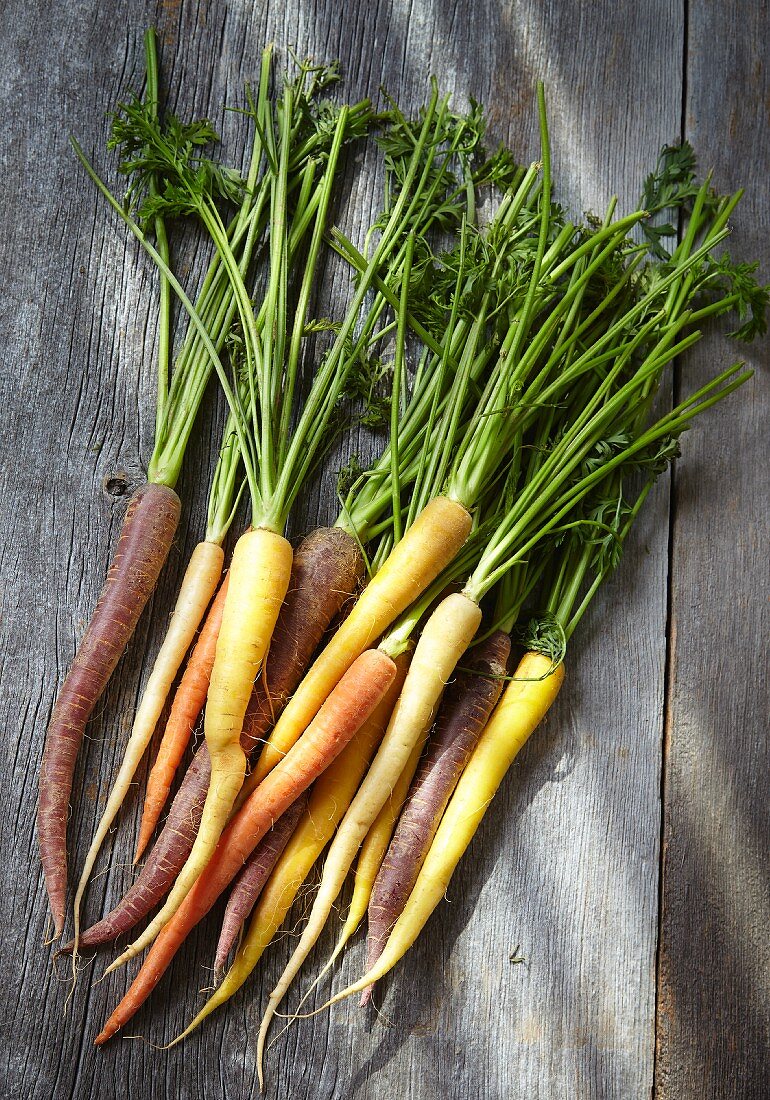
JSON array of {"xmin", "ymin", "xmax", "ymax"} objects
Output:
[
  {"xmin": 62, "ymin": 527, "xmax": 362, "ymax": 951},
  {"xmin": 214, "ymin": 791, "xmax": 308, "ymax": 977},
  {"xmin": 38, "ymin": 482, "xmax": 181, "ymax": 935},
  {"xmin": 59, "ymin": 747, "xmax": 210, "ymax": 953},
  {"xmin": 363, "ymin": 630, "xmax": 510, "ymax": 1003},
  {"xmin": 242, "ymin": 527, "xmax": 364, "ymax": 756}
]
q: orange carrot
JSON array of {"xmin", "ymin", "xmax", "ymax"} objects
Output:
[
  {"xmin": 134, "ymin": 575, "xmax": 230, "ymax": 862},
  {"xmin": 95, "ymin": 647, "xmax": 397, "ymax": 1043}
]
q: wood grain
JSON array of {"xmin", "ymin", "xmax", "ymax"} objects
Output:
[
  {"xmin": 655, "ymin": 2, "xmax": 770, "ymax": 1097},
  {"xmin": 0, "ymin": 1, "xmax": 764, "ymax": 1098}
]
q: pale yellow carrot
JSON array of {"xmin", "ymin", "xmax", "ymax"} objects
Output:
[
  {"xmin": 324, "ymin": 652, "xmax": 565, "ymax": 1005},
  {"xmin": 253, "ymin": 497, "xmax": 472, "ymax": 783},
  {"xmin": 104, "ymin": 528, "xmax": 292, "ymax": 973},
  {"xmin": 256, "ymin": 591, "xmax": 482, "ymax": 1085},
  {"xmin": 71, "ymin": 540, "xmax": 223, "ymax": 956}
]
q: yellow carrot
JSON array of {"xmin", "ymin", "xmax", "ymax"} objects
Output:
[
  {"xmin": 168, "ymin": 654, "xmax": 411, "ymax": 1043},
  {"xmin": 253, "ymin": 497, "xmax": 471, "ymax": 783},
  {"xmin": 105, "ymin": 528, "xmax": 292, "ymax": 973},
  {"xmin": 324, "ymin": 651, "xmax": 564, "ymax": 1006},
  {"xmin": 302, "ymin": 729, "xmax": 427, "ymax": 999},
  {"xmin": 256, "ymin": 591, "xmax": 482, "ymax": 1084}
]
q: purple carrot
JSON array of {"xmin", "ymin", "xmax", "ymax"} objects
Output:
[
  {"xmin": 214, "ymin": 791, "xmax": 309, "ymax": 976},
  {"xmin": 38, "ymin": 481, "xmax": 180, "ymax": 935},
  {"xmin": 60, "ymin": 745, "xmax": 210, "ymax": 953},
  {"xmin": 61, "ymin": 527, "xmax": 363, "ymax": 951},
  {"xmin": 363, "ymin": 630, "xmax": 511, "ymax": 1004},
  {"xmin": 240, "ymin": 527, "xmax": 365, "ymax": 756}
]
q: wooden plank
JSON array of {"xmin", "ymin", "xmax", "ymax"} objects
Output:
[
  {"xmin": 655, "ymin": 3, "xmax": 770, "ymax": 1097},
  {"xmin": 0, "ymin": 1, "xmax": 685, "ymax": 1098}
]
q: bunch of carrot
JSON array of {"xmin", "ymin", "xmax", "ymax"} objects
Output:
[{"xmin": 38, "ymin": 28, "xmax": 766, "ymax": 1083}]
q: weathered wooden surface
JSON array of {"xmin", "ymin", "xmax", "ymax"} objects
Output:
[
  {"xmin": 0, "ymin": 2, "xmax": 765, "ymax": 1098},
  {"xmin": 655, "ymin": 1, "xmax": 770, "ymax": 1097}
]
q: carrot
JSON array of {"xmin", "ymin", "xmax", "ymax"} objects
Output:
[
  {"xmin": 353, "ymin": 731, "xmax": 427, "ymax": 933},
  {"xmin": 324, "ymin": 652, "xmax": 564, "ymax": 1007},
  {"xmin": 71, "ymin": 539, "xmax": 223, "ymax": 947},
  {"xmin": 212, "ymin": 795, "xmax": 307, "ymax": 979},
  {"xmin": 63, "ymin": 528, "xmax": 363, "ymax": 953},
  {"xmin": 134, "ymin": 573, "xmax": 230, "ymax": 862},
  {"xmin": 109, "ymin": 528, "xmax": 294, "ymax": 962},
  {"xmin": 254, "ymin": 591, "xmax": 482, "ymax": 1079},
  {"xmin": 95, "ymin": 647, "xmax": 398, "ymax": 1042},
  {"xmin": 253, "ymin": 496, "xmax": 472, "ymax": 782},
  {"xmin": 363, "ymin": 629, "xmax": 510, "ymax": 1002},
  {"xmin": 38, "ymin": 481, "xmax": 180, "ymax": 935},
  {"xmin": 47, "ymin": 36, "xmax": 282, "ymax": 936},
  {"xmin": 217, "ymin": 792, "xmax": 308, "ymax": 970},
  {"xmin": 212, "ymin": 655, "xmax": 409, "ymax": 979},
  {"xmin": 163, "ymin": 656, "xmax": 408, "ymax": 1041},
  {"xmin": 294, "ymin": 715, "xmax": 427, "ymax": 1014},
  {"xmin": 239, "ymin": 528, "xmax": 364, "ymax": 772},
  {"xmin": 59, "ymin": 747, "xmax": 211, "ymax": 954}
]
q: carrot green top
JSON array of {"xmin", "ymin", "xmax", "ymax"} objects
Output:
[
  {"xmin": 73, "ymin": 35, "xmax": 371, "ymax": 496},
  {"xmin": 472, "ymin": 158, "xmax": 767, "ymax": 659},
  {"xmin": 364, "ymin": 100, "xmax": 767, "ymax": 657}
]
